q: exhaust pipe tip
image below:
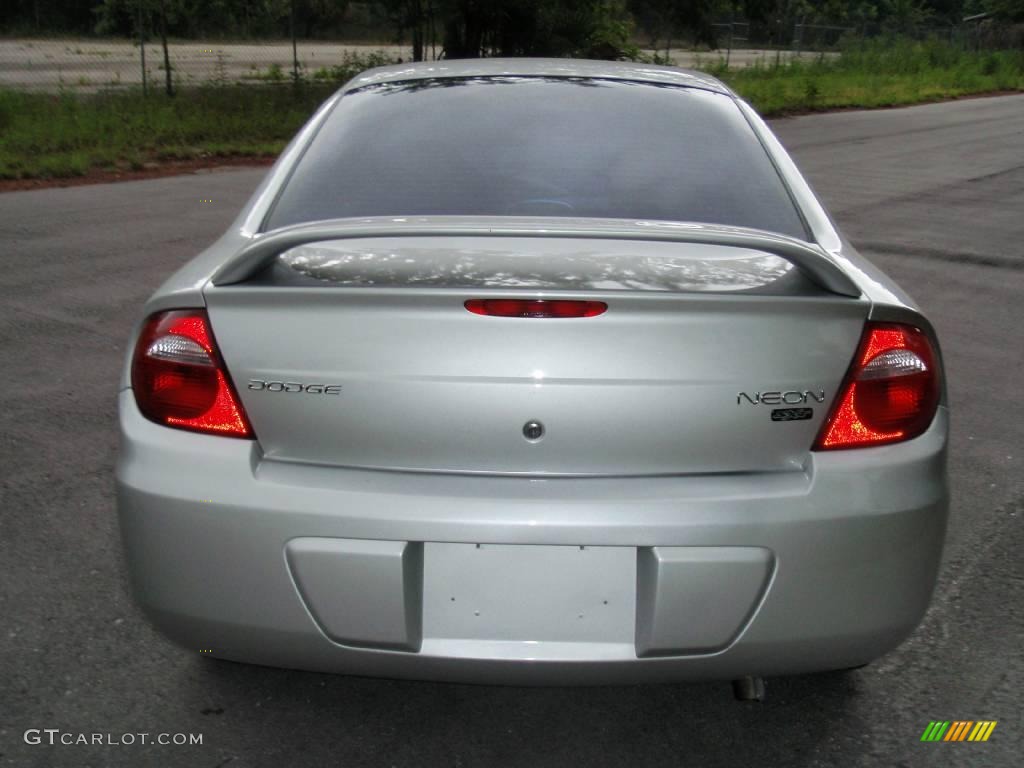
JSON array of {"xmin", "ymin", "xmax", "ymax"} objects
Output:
[{"xmin": 732, "ymin": 676, "xmax": 766, "ymax": 702}]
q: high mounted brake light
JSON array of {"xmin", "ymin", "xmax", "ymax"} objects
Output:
[
  {"xmin": 465, "ymin": 299, "xmax": 607, "ymax": 318},
  {"xmin": 131, "ymin": 309, "xmax": 253, "ymax": 438},
  {"xmin": 814, "ymin": 322, "xmax": 940, "ymax": 450}
]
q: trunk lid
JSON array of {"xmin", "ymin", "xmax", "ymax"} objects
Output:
[{"xmin": 204, "ymin": 236, "xmax": 868, "ymax": 476}]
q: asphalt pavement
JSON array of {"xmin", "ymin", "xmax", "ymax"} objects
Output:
[{"xmin": 1, "ymin": 94, "xmax": 1022, "ymax": 767}]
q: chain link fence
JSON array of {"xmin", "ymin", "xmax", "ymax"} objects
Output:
[
  {"xmin": 0, "ymin": 37, "xmax": 416, "ymax": 93},
  {"xmin": 0, "ymin": 34, "xmax": 845, "ymax": 92},
  {"xmin": 705, "ymin": 18, "xmax": 1017, "ymax": 64},
  {"xmin": 2, "ymin": 20, "xmax": 1018, "ymax": 93}
]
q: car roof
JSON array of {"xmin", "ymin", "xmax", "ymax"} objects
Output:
[{"xmin": 343, "ymin": 58, "xmax": 733, "ymax": 97}]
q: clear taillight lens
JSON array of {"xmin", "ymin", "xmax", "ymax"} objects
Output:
[
  {"xmin": 130, "ymin": 309, "xmax": 253, "ymax": 438},
  {"xmin": 814, "ymin": 322, "xmax": 940, "ymax": 450}
]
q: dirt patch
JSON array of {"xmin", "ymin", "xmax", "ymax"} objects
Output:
[{"xmin": 0, "ymin": 155, "xmax": 277, "ymax": 193}]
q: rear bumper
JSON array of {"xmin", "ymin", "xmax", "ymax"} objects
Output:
[{"xmin": 116, "ymin": 393, "xmax": 949, "ymax": 684}]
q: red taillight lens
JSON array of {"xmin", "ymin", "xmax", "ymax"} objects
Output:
[
  {"xmin": 465, "ymin": 299, "xmax": 607, "ymax": 318},
  {"xmin": 814, "ymin": 322, "xmax": 940, "ymax": 450},
  {"xmin": 131, "ymin": 309, "xmax": 253, "ymax": 438}
]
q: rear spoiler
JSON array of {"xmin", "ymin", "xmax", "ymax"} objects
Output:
[{"xmin": 211, "ymin": 217, "xmax": 861, "ymax": 298}]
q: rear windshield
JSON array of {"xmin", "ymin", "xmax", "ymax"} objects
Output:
[{"xmin": 264, "ymin": 77, "xmax": 808, "ymax": 239}]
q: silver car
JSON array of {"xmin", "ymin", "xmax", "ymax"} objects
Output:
[{"xmin": 116, "ymin": 59, "xmax": 948, "ymax": 691}]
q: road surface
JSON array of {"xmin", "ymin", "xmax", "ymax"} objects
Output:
[{"xmin": 1, "ymin": 94, "xmax": 1022, "ymax": 767}]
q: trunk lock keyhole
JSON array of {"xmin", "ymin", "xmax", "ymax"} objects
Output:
[{"xmin": 523, "ymin": 421, "xmax": 545, "ymax": 441}]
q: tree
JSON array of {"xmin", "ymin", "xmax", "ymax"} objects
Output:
[
  {"xmin": 882, "ymin": 0, "xmax": 934, "ymax": 31},
  {"xmin": 93, "ymin": 0, "xmax": 179, "ymax": 94},
  {"xmin": 628, "ymin": 0, "xmax": 719, "ymax": 56},
  {"xmin": 628, "ymin": 0, "xmax": 676, "ymax": 57},
  {"xmin": 293, "ymin": 0, "xmax": 351, "ymax": 39},
  {"xmin": 429, "ymin": 0, "xmax": 633, "ymax": 59},
  {"xmin": 156, "ymin": 0, "xmax": 174, "ymax": 95},
  {"xmin": 985, "ymin": 0, "xmax": 1024, "ymax": 21}
]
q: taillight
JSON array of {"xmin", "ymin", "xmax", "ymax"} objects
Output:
[
  {"xmin": 465, "ymin": 299, "xmax": 607, "ymax": 318},
  {"xmin": 814, "ymin": 322, "xmax": 940, "ymax": 450},
  {"xmin": 130, "ymin": 309, "xmax": 253, "ymax": 438}
]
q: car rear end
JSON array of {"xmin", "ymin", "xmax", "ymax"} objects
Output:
[{"xmin": 115, "ymin": 64, "xmax": 948, "ymax": 683}]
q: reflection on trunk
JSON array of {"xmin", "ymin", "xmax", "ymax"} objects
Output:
[{"xmin": 276, "ymin": 239, "xmax": 795, "ymax": 293}]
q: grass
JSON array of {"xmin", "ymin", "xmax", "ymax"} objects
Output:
[
  {"xmin": 0, "ymin": 83, "xmax": 335, "ymax": 179},
  {"xmin": 1, "ymin": 39, "xmax": 1022, "ymax": 181},
  {"xmin": 708, "ymin": 38, "xmax": 1024, "ymax": 115}
]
